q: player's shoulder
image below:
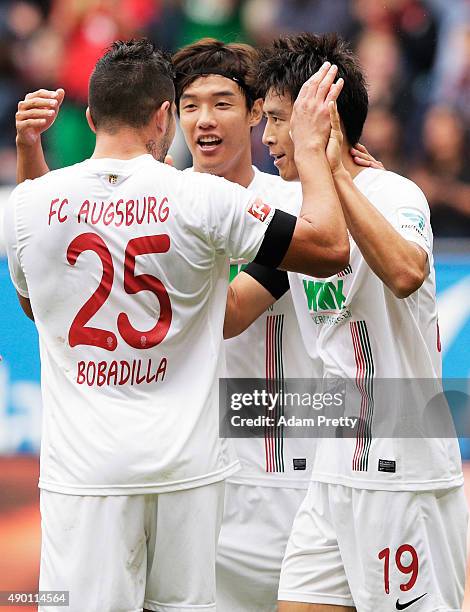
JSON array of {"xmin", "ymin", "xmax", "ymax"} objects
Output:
[
  {"xmin": 18, "ymin": 161, "xmax": 91, "ymax": 195},
  {"xmin": 183, "ymin": 166, "xmax": 250, "ymax": 202},
  {"xmin": 357, "ymin": 168, "xmax": 429, "ymax": 213},
  {"xmin": 184, "ymin": 165, "xmax": 243, "ymax": 187},
  {"xmin": 46, "ymin": 160, "xmax": 89, "ymax": 180},
  {"xmin": 8, "ymin": 179, "xmax": 31, "ymax": 201},
  {"xmin": 359, "ymin": 168, "xmax": 427, "ymax": 199},
  {"xmin": 251, "ymin": 167, "xmax": 302, "ymax": 215}
]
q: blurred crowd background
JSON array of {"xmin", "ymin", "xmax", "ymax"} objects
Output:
[{"xmin": 0, "ymin": 0, "xmax": 469, "ymax": 236}]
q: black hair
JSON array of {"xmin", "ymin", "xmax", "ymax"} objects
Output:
[
  {"xmin": 257, "ymin": 33, "xmax": 369, "ymax": 145},
  {"xmin": 89, "ymin": 39, "xmax": 175, "ymax": 131},
  {"xmin": 173, "ymin": 38, "xmax": 259, "ymax": 111}
]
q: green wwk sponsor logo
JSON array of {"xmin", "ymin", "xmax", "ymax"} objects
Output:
[{"xmin": 303, "ymin": 279, "xmax": 346, "ymax": 312}]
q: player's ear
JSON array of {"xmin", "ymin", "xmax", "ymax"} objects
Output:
[
  {"xmin": 249, "ymin": 98, "xmax": 264, "ymax": 128},
  {"xmin": 86, "ymin": 108, "xmax": 96, "ymax": 134},
  {"xmin": 155, "ymin": 101, "xmax": 171, "ymax": 135}
]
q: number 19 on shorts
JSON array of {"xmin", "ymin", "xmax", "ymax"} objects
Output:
[{"xmin": 378, "ymin": 545, "xmax": 419, "ymax": 594}]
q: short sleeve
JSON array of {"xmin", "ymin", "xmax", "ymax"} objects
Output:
[
  {"xmin": 199, "ymin": 174, "xmax": 275, "ymax": 261},
  {"xmin": 3, "ymin": 184, "xmax": 29, "ymax": 297},
  {"xmin": 387, "ymin": 179, "xmax": 432, "ymax": 258}
]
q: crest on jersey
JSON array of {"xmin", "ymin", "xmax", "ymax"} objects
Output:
[
  {"xmin": 248, "ymin": 198, "xmax": 272, "ymax": 223},
  {"xmin": 108, "ymin": 174, "xmax": 118, "ymax": 184}
]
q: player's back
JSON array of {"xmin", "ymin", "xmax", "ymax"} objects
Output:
[{"xmin": 6, "ymin": 153, "xmax": 268, "ymax": 495}]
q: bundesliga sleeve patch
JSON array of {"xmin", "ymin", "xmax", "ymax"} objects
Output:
[
  {"xmin": 397, "ymin": 207, "xmax": 430, "ymax": 249},
  {"xmin": 247, "ymin": 198, "xmax": 274, "ymax": 223}
]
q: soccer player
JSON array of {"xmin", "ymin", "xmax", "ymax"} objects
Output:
[
  {"xmin": 171, "ymin": 39, "xmax": 318, "ymax": 612},
  {"xmin": 9, "ymin": 39, "xmax": 349, "ymax": 612},
  {"xmin": 228, "ymin": 33, "xmax": 467, "ymax": 612},
  {"xmin": 172, "ymin": 39, "xmax": 382, "ymax": 612}
]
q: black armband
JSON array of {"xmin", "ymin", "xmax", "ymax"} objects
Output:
[
  {"xmin": 243, "ymin": 262, "xmax": 289, "ymax": 300},
  {"xmin": 253, "ymin": 209, "xmax": 297, "ymax": 268}
]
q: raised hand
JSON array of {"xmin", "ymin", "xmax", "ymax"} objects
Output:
[
  {"xmin": 326, "ymin": 99, "xmax": 345, "ymax": 175},
  {"xmin": 350, "ymin": 143, "xmax": 384, "ymax": 169},
  {"xmin": 16, "ymin": 88, "xmax": 65, "ymax": 148},
  {"xmin": 290, "ymin": 62, "xmax": 344, "ymax": 154}
]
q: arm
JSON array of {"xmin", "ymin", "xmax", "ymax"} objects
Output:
[
  {"xmin": 16, "ymin": 89, "xmax": 65, "ymax": 182},
  {"xmin": 224, "ymin": 273, "xmax": 276, "ymax": 339},
  {"xmin": 334, "ymin": 171, "xmax": 426, "ymax": 297},
  {"xmin": 17, "ymin": 141, "xmax": 49, "ymax": 183},
  {"xmin": 4, "ymin": 185, "xmax": 35, "ymax": 320},
  {"xmin": 279, "ymin": 63, "xmax": 349, "ymax": 277},
  {"xmin": 224, "ymin": 264, "xmax": 289, "ymax": 339},
  {"xmin": 18, "ymin": 294, "xmax": 34, "ymax": 321},
  {"xmin": 328, "ymin": 103, "xmax": 427, "ymax": 299}
]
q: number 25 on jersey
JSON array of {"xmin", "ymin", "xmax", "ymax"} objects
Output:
[{"xmin": 67, "ymin": 232, "xmax": 172, "ymax": 351}]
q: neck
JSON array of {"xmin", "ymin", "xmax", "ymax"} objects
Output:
[
  {"xmin": 92, "ymin": 128, "xmax": 161, "ymax": 160},
  {"xmin": 341, "ymin": 140, "xmax": 365, "ymax": 179},
  {"xmin": 194, "ymin": 145, "xmax": 255, "ymax": 188},
  {"xmin": 223, "ymin": 159, "xmax": 256, "ymax": 188}
]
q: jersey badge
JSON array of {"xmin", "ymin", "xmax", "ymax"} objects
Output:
[
  {"xmin": 378, "ymin": 459, "xmax": 396, "ymax": 473},
  {"xmin": 293, "ymin": 458, "xmax": 307, "ymax": 470},
  {"xmin": 248, "ymin": 198, "xmax": 272, "ymax": 223}
]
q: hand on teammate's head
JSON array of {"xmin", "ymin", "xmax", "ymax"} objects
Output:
[
  {"xmin": 350, "ymin": 143, "xmax": 384, "ymax": 170},
  {"xmin": 289, "ymin": 62, "xmax": 344, "ymax": 155},
  {"xmin": 326, "ymin": 100, "xmax": 345, "ymax": 175},
  {"xmin": 16, "ymin": 88, "xmax": 65, "ymax": 148}
]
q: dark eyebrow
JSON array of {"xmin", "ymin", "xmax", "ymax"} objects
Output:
[
  {"xmin": 211, "ymin": 91, "xmax": 237, "ymax": 98},
  {"xmin": 265, "ymin": 109, "xmax": 287, "ymax": 118},
  {"xmin": 180, "ymin": 90, "xmax": 237, "ymax": 101}
]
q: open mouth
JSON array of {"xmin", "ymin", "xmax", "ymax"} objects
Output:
[
  {"xmin": 197, "ymin": 136, "xmax": 223, "ymax": 151},
  {"xmin": 273, "ymin": 153, "xmax": 286, "ymax": 167}
]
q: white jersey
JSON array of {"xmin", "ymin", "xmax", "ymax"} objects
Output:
[
  {"xmin": 4, "ymin": 154, "xmax": 276, "ymax": 495},
  {"xmin": 288, "ymin": 168, "xmax": 463, "ymax": 491},
  {"xmin": 225, "ymin": 168, "xmax": 318, "ymax": 488}
]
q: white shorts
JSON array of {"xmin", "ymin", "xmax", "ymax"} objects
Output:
[
  {"xmin": 279, "ymin": 481, "xmax": 468, "ymax": 612},
  {"xmin": 39, "ymin": 482, "xmax": 225, "ymax": 612},
  {"xmin": 216, "ymin": 482, "xmax": 307, "ymax": 612}
]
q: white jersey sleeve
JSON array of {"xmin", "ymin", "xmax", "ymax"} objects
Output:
[
  {"xmin": 4, "ymin": 182, "xmax": 29, "ymax": 298},
  {"xmin": 200, "ymin": 173, "xmax": 275, "ymax": 261},
  {"xmin": 390, "ymin": 180, "xmax": 432, "ymax": 256},
  {"xmin": 368, "ymin": 172, "xmax": 433, "ymax": 258}
]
